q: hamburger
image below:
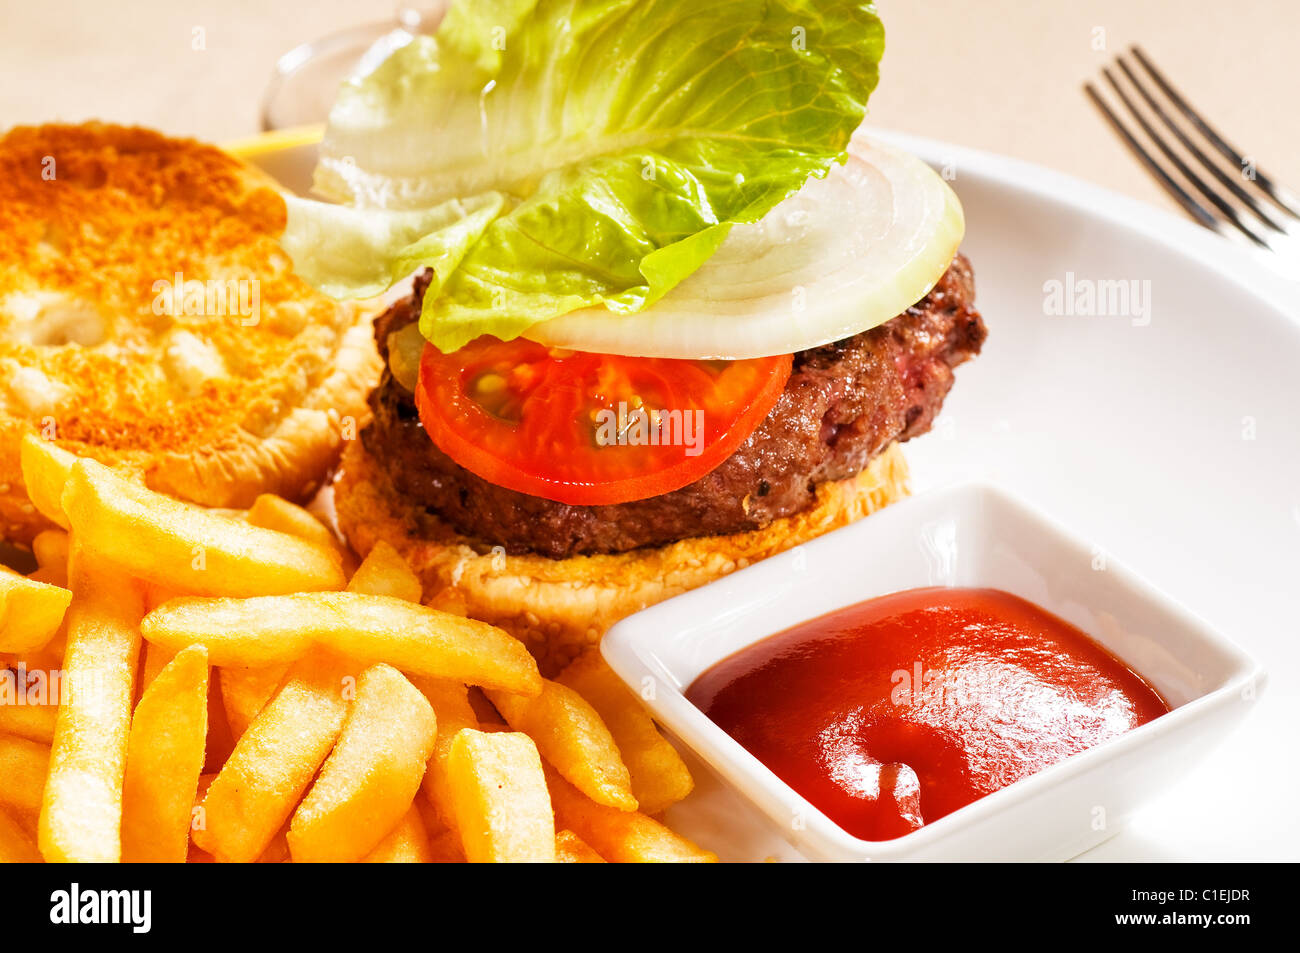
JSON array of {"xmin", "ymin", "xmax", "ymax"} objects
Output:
[{"xmin": 284, "ymin": 0, "xmax": 986, "ymax": 672}]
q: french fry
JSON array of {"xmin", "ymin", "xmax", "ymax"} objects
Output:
[
  {"xmin": 257, "ymin": 828, "xmax": 290, "ymax": 863},
  {"xmin": 142, "ymin": 593, "xmax": 541, "ymax": 696},
  {"xmin": 409, "ymin": 676, "xmax": 477, "ymax": 833},
  {"xmin": 31, "ymin": 529, "xmax": 69, "ymax": 588},
  {"xmin": 61, "ymin": 458, "xmax": 346, "ymax": 597},
  {"xmin": 0, "ymin": 732, "xmax": 49, "ymax": 818},
  {"xmin": 413, "ymin": 791, "xmax": 444, "ymax": 838},
  {"xmin": 25, "ymin": 566, "xmax": 65, "ymax": 587},
  {"xmin": 247, "ymin": 493, "xmax": 336, "ymax": 547},
  {"xmin": 12, "ymin": 634, "xmax": 65, "ymax": 668},
  {"xmin": 188, "ymin": 773, "xmax": 215, "ymax": 855},
  {"xmin": 487, "ymin": 680, "xmax": 636, "ymax": 811},
  {"xmin": 138, "ymin": 640, "xmax": 177, "ymax": 694},
  {"xmin": 446, "ymin": 729, "xmax": 556, "ymax": 863},
  {"xmin": 546, "ymin": 767, "xmax": 716, "ymax": 863},
  {"xmin": 18, "ymin": 434, "xmax": 74, "ymax": 529},
  {"xmin": 0, "ymin": 805, "xmax": 41, "ymax": 863},
  {"xmin": 193, "ymin": 651, "xmax": 352, "ymax": 863},
  {"xmin": 218, "ymin": 664, "xmax": 290, "ymax": 739},
  {"xmin": 364, "ymin": 805, "xmax": 433, "ymax": 863},
  {"xmin": 144, "ymin": 602, "xmax": 310, "ymax": 668},
  {"xmin": 346, "ymin": 541, "xmax": 422, "ymax": 603},
  {"xmin": 121, "ymin": 644, "xmax": 210, "ymax": 863},
  {"xmin": 557, "ymin": 650, "xmax": 693, "ymax": 815},
  {"xmin": 3, "ymin": 645, "xmax": 65, "ymax": 726},
  {"xmin": 556, "ymin": 828, "xmax": 606, "ymax": 863},
  {"xmin": 0, "ymin": 699, "xmax": 58, "ymax": 745},
  {"xmin": 38, "ymin": 551, "xmax": 142, "ymax": 863},
  {"xmin": 344, "ymin": 535, "xmax": 443, "ymax": 849},
  {"xmin": 426, "ymin": 827, "xmax": 466, "ymax": 863},
  {"xmin": 288, "ymin": 664, "xmax": 438, "ymax": 863},
  {"xmin": 0, "ymin": 571, "xmax": 71, "ymax": 654},
  {"xmin": 469, "ymin": 686, "xmax": 507, "ymax": 725},
  {"xmin": 203, "ymin": 673, "xmax": 236, "ymax": 775}
]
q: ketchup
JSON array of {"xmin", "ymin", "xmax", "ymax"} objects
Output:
[{"xmin": 687, "ymin": 587, "xmax": 1169, "ymax": 841}]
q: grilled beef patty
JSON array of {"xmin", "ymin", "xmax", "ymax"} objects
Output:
[{"xmin": 363, "ymin": 255, "xmax": 986, "ymax": 558}]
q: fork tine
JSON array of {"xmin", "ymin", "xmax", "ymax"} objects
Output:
[
  {"xmin": 1102, "ymin": 66, "xmax": 1273, "ymax": 249},
  {"xmin": 1083, "ymin": 82, "xmax": 1221, "ymax": 232},
  {"xmin": 1130, "ymin": 45, "xmax": 1300, "ymax": 220},
  {"xmin": 1116, "ymin": 56, "xmax": 1291, "ymax": 235}
]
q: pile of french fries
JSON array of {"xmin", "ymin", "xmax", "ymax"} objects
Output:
[{"xmin": 1, "ymin": 434, "xmax": 714, "ymax": 863}]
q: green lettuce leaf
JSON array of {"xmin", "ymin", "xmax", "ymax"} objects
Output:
[{"xmin": 287, "ymin": 0, "xmax": 885, "ymax": 352}]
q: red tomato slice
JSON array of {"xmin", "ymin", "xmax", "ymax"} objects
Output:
[{"xmin": 415, "ymin": 338, "xmax": 792, "ymax": 506}]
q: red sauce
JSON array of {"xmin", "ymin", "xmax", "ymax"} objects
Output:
[{"xmin": 687, "ymin": 587, "xmax": 1170, "ymax": 841}]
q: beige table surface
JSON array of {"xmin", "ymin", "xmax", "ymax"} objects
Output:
[{"xmin": 2, "ymin": 0, "xmax": 1297, "ymax": 223}]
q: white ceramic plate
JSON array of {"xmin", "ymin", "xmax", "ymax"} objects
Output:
[{"xmin": 237, "ymin": 130, "xmax": 1300, "ymax": 862}]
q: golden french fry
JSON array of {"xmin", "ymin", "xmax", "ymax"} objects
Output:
[
  {"xmin": 138, "ymin": 640, "xmax": 177, "ymax": 694},
  {"xmin": 546, "ymin": 767, "xmax": 716, "ymax": 863},
  {"xmin": 364, "ymin": 804, "xmax": 433, "ymax": 863},
  {"xmin": 121, "ymin": 644, "xmax": 210, "ymax": 863},
  {"xmin": 447, "ymin": 729, "xmax": 555, "ymax": 863},
  {"xmin": 412, "ymin": 791, "xmax": 444, "ymax": 838},
  {"xmin": 0, "ymin": 699, "xmax": 58, "ymax": 745},
  {"xmin": 142, "ymin": 593, "xmax": 541, "ymax": 696},
  {"xmin": 288, "ymin": 664, "xmax": 438, "ymax": 863},
  {"xmin": 557, "ymin": 650, "xmax": 693, "ymax": 815},
  {"xmin": 0, "ymin": 571, "xmax": 71, "ymax": 654},
  {"xmin": 61, "ymin": 458, "xmax": 345, "ymax": 597},
  {"xmin": 0, "ymin": 733, "xmax": 49, "ymax": 818},
  {"xmin": 426, "ymin": 827, "xmax": 466, "ymax": 863},
  {"xmin": 218, "ymin": 664, "xmax": 290, "ymax": 739},
  {"xmin": 469, "ymin": 686, "xmax": 507, "ymax": 725},
  {"xmin": 203, "ymin": 675, "xmax": 236, "ymax": 775},
  {"xmin": 0, "ymin": 805, "xmax": 41, "ymax": 863},
  {"xmin": 31, "ymin": 529, "xmax": 69, "ymax": 588},
  {"xmin": 257, "ymin": 829, "xmax": 290, "ymax": 863},
  {"xmin": 144, "ymin": 602, "xmax": 310, "ymax": 668},
  {"xmin": 346, "ymin": 541, "xmax": 422, "ymax": 603},
  {"xmin": 425, "ymin": 587, "xmax": 469, "ymax": 617},
  {"xmin": 18, "ymin": 434, "xmax": 75, "ymax": 529},
  {"xmin": 194, "ymin": 651, "xmax": 351, "ymax": 863},
  {"xmin": 0, "ymin": 639, "xmax": 62, "ymax": 743},
  {"xmin": 26, "ymin": 566, "xmax": 63, "ymax": 587},
  {"xmin": 487, "ymin": 680, "xmax": 636, "ymax": 812},
  {"xmin": 39, "ymin": 550, "xmax": 143, "ymax": 863},
  {"xmin": 409, "ymin": 676, "xmax": 476, "ymax": 833},
  {"xmin": 247, "ymin": 494, "xmax": 342, "ymax": 557},
  {"xmin": 556, "ymin": 828, "xmax": 606, "ymax": 863}
]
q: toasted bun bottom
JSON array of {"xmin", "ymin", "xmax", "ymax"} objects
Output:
[{"xmin": 335, "ymin": 440, "xmax": 911, "ymax": 675}]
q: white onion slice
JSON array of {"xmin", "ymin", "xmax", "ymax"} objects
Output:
[{"xmin": 525, "ymin": 137, "xmax": 965, "ymax": 359}]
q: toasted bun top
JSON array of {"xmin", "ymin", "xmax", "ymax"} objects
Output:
[
  {"xmin": 0, "ymin": 123, "xmax": 380, "ymax": 543},
  {"xmin": 0, "ymin": 123, "xmax": 360, "ymax": 448}
]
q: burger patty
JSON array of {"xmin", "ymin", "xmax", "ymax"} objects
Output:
[{"xmin": 364, "ymin": 255, "xmax": 986, "ymax": 558}]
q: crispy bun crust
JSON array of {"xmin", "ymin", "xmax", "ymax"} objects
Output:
[
  {"xmin": 0, "ymin": 123, "xmax": 381, "ymax": 545},
  {"xmin": 335, "ymin": 439, "xmax": 910, "ymax": 675}
]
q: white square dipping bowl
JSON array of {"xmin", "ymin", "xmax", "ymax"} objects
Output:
[{"xmin": 601, "ymin": 482, "xmax": 1265, "ymax": 862}]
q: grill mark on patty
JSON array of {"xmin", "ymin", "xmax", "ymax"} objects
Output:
[{"xmin": 363, "ymin": 255, "xmax": 986, "ymax": 558}]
